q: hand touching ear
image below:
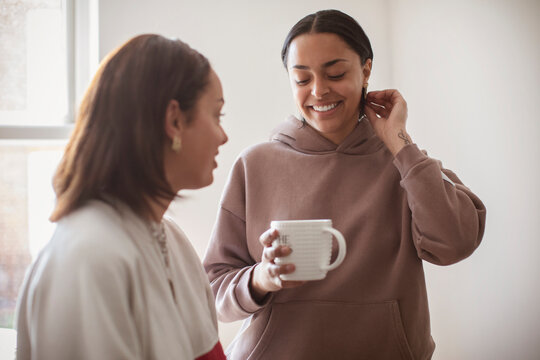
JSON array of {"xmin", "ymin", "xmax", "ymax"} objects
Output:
[{"xmin": 364, "ymin": 89, "xmax": 413, "ymax": 156}]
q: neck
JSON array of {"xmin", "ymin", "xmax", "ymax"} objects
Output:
[
  {"xmin": 306, "ymin": 117, "xmax": 360, "ymax": 145},
  {"xmin": 147, "ymin": 196, "xmax": 173, "ymax": 222}
]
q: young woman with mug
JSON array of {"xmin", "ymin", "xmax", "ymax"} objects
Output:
[{"xmin": 204, "ymin": 10, "xmax": 486, "ymax": 359}]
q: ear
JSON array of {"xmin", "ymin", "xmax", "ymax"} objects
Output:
[
  {"xmin": 362, "ymin": 58, "xmax": 372, "ymax": 83},
  {"xmin": 164, "ymin": 99, "xmax": 186, "ymax": 141}
]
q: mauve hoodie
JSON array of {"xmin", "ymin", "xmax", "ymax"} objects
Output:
[{"xmin": 203, "ymin": 116, "xmax": 486, "ymax": 360}]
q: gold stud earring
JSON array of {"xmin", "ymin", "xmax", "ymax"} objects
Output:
[
  {"xmin": 172, "ymin": 136, "xmax": 182, "ymax": 152},
  {"xmin": 363, "ymin": 83, "xmax": 369, "ymax": 100}
]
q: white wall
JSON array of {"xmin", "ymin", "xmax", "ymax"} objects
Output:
[
  {"xmin": 98, "ymin": 1, "xmax": 540, "ymax": 358},
  {"xmin": 389, "ymin": 1, "xmax": 540, "ymax": 359}
]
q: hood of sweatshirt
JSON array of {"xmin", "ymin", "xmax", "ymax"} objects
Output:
[{"xmin": 270, "ymin": 116, "xmax": 384, "ymax": 155}]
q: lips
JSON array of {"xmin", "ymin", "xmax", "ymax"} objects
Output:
[
  {"xmin": 308, "ymin": 101, "xmax": 342, "ymax": 114},
  {"xmin": 312, "ymin": 103, "xmax": 338, "ymax": 112}
]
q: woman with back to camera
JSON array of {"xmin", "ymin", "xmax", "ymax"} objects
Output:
[
  {"xmin": 203, "ymin": 9, "xmax": 486, "ymax": 360},
  {"xmin": 16, "ymin": 34, "xmax": 228, "ymax": 359}
]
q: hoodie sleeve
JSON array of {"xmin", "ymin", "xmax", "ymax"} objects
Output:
[
  {"xmin": 393, "ymin": 144, "xmax": 486, "ymax": 265},
  {"xmin": 203, "ymin": 158, "xmax": 272, "ymax": 322}
]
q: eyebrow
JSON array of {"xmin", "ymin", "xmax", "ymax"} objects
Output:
[{"xmin": 291, "ymin": 58, "xmax": 349, "ymax": 70}]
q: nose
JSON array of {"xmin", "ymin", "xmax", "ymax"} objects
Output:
[
  {"xmin": 220, "ymin": 126, "xmax": 228, "ymax": 146},
  {"xmin": 311, "ymin": 76, "xmax": 329, "ymax": 98}
]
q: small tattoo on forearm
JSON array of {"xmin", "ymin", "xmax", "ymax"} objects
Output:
[{"xmin": 398, "ymin": 129, "xmax": 411, "ymax": 145}]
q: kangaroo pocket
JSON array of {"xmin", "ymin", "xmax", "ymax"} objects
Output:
[{"xmin": 247, "ymin": 300, "xmax": 415, "ymax": 360}]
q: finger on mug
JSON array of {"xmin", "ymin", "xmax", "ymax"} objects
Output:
[
  {"xmin": 274, "ymin": 245, "xmax": 292, "ymax": 258},
  {"xmin": 263, "ymin": 245, "xmax": 291, "ymax": 262},
  {"xmin": 269, "ymin": 263, "xmax": 295, "ymax": 277},
  {"xmin": 278, "ymin": 263, "xmax": 295, "ymax": 274},
  {"xmin": 268, "ymin": 263, "xmax": 285, "ymax": 278},
  {"xmin": 259, "ymin": 228, "xmax": 279, "ymax": 247},
  {"xmin": 262, "ymin": 247, "xmax": 274, "ymax": 261}
]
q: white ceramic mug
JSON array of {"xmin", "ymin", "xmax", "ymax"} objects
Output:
[{"xmin": 271, "ymin": 219, "xmax": 347, "ymax": 281}]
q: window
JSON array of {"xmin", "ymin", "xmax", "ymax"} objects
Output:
[
  {"xmin": 0, "ymin": 0, "xmax": 68, "ymax": 126},
  {"xmin": 0, "ymin": 0, "xmax": 97, "ymax": 357}
]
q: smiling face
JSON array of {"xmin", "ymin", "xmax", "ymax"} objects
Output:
[
  {"xmin": 165, "ymin": 69, "xmax": 228, "ymax": 192},
  {"xmin": 287, "ymin": 32, "xmax": 371, "ymax": 144}
]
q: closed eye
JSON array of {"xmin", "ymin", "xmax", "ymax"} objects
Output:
[
  {"xmin": 295, "ymin": 79, "xmax": 309, "ymax": 85},
  {"xmin": 328, "ymin": 73, "xmax": 345, "ymax": 80}
]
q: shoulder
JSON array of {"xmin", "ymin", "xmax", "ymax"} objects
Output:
[
  {"xmin": 162, "ymin": 216, "xmax": 208, "ymax": 277},
  {"xmin": 46, "ymin": 201, "xmax": 140, "ymax": 270},
  {"xmin": 57, "ymin": 200, "xmax": 126, "ymax": 235},
  {"xmin": 162, "ymin": 216, "xmax": 190, "ymax": 249},
  {"xmin": 228, "ymin": 140, "xmax": 291, "ymax": 181},
  {"xmin": 220, "ymin": 138, "xmax": 290, "ymax": 215},
  {"xmin": 162, "ymin": 216, "xmax": 199, "ymax": 258},
  {"xmin": 20, "ymin": 202, "xmax": 143, "ymax": 307},
  {"xmin": 237, "ymin": 140, "xmax": 284, "ymax": 164}
]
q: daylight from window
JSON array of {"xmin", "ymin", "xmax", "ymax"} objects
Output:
[
  {"xmin": 0, "ymin": 1, "xmax": 68, "ymax": 358},
  {"xmin": 0, "ymin": 0, "xmax": 67, "ymax": 125}
]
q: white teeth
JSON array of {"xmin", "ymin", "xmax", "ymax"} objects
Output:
[{"xmin": 312, "ymin": 103, "xmax": 338, "ymax": 112}]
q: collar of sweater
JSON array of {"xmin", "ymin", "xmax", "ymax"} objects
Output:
[{"xmin": 270, "ymin": 115, "xmax": 384, "ymax": 155}]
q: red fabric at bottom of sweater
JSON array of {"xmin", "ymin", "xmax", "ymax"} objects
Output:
[{"xmin": 196, "ymin": 341, "xmax": 226, "ymax": 360}]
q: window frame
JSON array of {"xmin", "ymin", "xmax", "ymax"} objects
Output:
[{"xmin": 0, "ymin": 0, "xmax": 98, "ymax": 141}]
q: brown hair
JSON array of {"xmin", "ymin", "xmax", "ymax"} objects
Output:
[{"xmin": 50, "ymin": 34, "xmax": 210, "ymax": 221}]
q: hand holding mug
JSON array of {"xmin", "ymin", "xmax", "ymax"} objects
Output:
[
  {"xmin": 251, "ymin": 228, "xmax": 306, "ymax": 302},
  {"xmin": 271, "ymin": 220, "xmax": 346, "ymax": 281}
]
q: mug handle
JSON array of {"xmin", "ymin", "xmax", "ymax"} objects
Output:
[{"xmin": 320, "ymin": 227, "xmax": 347, "ymax": 271}]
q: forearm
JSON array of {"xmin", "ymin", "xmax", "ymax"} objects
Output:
[
  {"xmin": 204, "ymin": 208, "xmax": 271, "ymax": 322},
  {"xmin": 207, "ymin": 264, "xmax": 269, "ymax": 322},
  {"xmin": 386, "ymin": 128, "xmax": 413, "ymax": 157},
  {"xmin": 394, "ymin": 145, "xmax": 487, "ymax": 264}
]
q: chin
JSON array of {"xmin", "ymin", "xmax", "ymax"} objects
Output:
[
  {"xmin": 305, "ymin": 118, "xmax": 337, "ymax": 132},
  {"xmin": 198, "ymin": 173, "xmax": 214, "ymax": 189},
  {"xmin": 202, "ymin": 176, "xmax": 214, "ymax": 187},
  {"xmin": 180, "ymin": 173, "xmax": 214, "ymax": 190}
]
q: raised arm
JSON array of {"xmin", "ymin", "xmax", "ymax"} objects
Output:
[
  {"xmin": 365, "ymin": 89, "xmax": 486, "ymax": 265},
  {"xmin": 394, "ymin": 144, "xmax": 486, "ymax": 264}
]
